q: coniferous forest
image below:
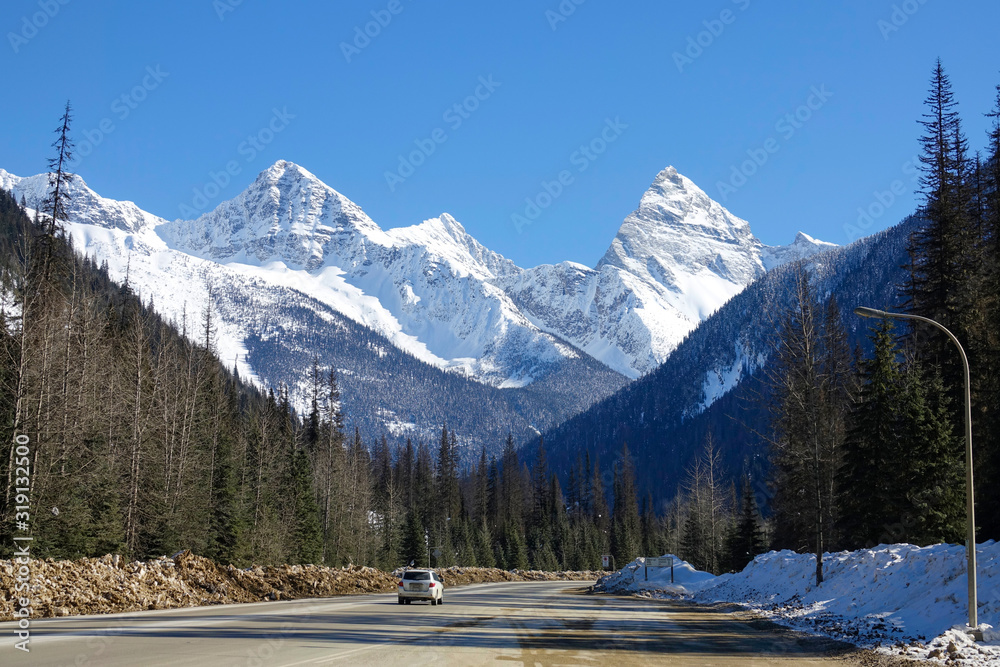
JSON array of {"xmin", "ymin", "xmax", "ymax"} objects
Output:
[
  {"xmin": 3, "ymin": 61, "xmax": 999, "ymax": 577},
  {"xmin": 766, "ymin": 60, "xmax": 1000, "ymax": 582}
]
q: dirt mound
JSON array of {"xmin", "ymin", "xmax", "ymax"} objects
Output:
[{"xmin": 0, "ymin": 554, "xmax": 599, "ymax": 620}]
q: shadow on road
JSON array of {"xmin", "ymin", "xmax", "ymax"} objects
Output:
[{"xmin": 31, "ymin": 590, "xmax": 856, "ymax": 661}]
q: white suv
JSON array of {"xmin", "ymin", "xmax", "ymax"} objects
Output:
[{"xmin": 397, "ymin": 569, "xmax": 444, "ymax": 605}]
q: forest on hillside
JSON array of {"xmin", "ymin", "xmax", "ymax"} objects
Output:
[
  {"xmin": 3, "ymin": 60, "xmax": 999, "ymax": 578},
  {"xmin": 762, "ymin": 60, "xmax": 1000, "ymax": 582}
]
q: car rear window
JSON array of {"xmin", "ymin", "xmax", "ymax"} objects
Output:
[{"xmin": 403, "ymin": 571, "xmax": 430, "ymax": 580}]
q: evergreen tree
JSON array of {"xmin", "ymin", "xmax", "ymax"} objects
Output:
[
  {"xmin": 549, "ymin": 475, "xmax": 571, "ymax": 569},
  {"xmin": 289, "ymin": 447, "xmax": 322, "ymax": 564},
  {"xmin": 768, "ymin": 267, "xmax": 850, "ymax": 584},
  {"xmin": 906, "ymin": 60, "xmax": 978, "ymax": 401},
  {"xmin": 474, "ymin": 517, "xmax": 495, "ymax": 567},
  {"xmin": 610, "ymin": 443, "xmax": 640, "ymax": 568},
  {"xmin": 401, "ymin": 506, "xmax": 426, "ymax": 567},
  {"xmin": 727, "ymin": 477, "xmax": 765, "ymax": 572},
  {"xmin": 590, "ymin": 458, "xmax": 609, "ymax": 541},
  {"xmin": 501, "ymin": 521, "xmax": 528, "ymax": 570},
  {"xmin": 38, "ymin": 101, "xmax": 75, "ymax": 283},
  {"xmin": 206, "ymin": 382, "xmax": 245, "ymax": 564},
  {"xmin": 838, "ymin": 320, "xmax": 904, "ymax": 548},
  {"xmin": 900, "ymin": 364, "xmax": 965, "ymax": 545}
]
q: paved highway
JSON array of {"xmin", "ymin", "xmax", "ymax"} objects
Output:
[{"xmin": 1, "ymin": 580, "xmax": 867, "ymax": 666}]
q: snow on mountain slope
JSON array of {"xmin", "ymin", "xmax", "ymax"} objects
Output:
[
  {"xmin": 1, "ymin": 161, "xmax": 834, "ymax": 389},
  {"xmin": 1, "ymin": 164, "xmax": 582, "ymax": 388},
  {"xmin": 761, "ymin": 231, "xmax": 838, "ymax": 270},
  {"xmin": 504, "ymin": 167, "xmax": 835, "ymax": 378},
  {"xmin": 159, "ymin": 161, "xmax": 571, "ymax": 386},
  {"xmin": 598, "ymin": 167, "xmax": 764, "ymax": 308},
  {"xmin": 0, "ymin": 168, "xmax": 160, "ymax": 233}
]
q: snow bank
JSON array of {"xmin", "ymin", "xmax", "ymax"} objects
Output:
[
  {"xmin": 596, "ymin": 543, "xmax": 1000, "ymax": 665},
  {"xmin": 593, "ymin": 554, "xmax": 715, "ymax": 596}
]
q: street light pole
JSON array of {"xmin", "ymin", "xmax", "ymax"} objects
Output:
[{"xmin": 854, "ymin": 306, "xmax": 978, "ymax": 629}]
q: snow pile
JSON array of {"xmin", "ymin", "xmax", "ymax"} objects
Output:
[
  {"xmin": 593, "ymin": 554, "xmax": 715, "ymax": 597},
  {"xmin": 596, "ymin": 543, "xmax": 1000, "ymax": 665}
]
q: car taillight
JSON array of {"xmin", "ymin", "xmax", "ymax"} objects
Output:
[
  {"xmin": 398, "ymin": 581, "xmax": 404, "ymax": 587},
  {"xmin": 428, "ymin": 582, "xmax": 435, "ymax": 587}
]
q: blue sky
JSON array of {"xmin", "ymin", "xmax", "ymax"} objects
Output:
[{"xmin": 2, "ymin": 0, "xmax": 998, "ymax": 269}]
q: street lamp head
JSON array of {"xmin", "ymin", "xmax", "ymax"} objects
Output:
[{"xmin": 854, "ymin": 306, "xmax": 889, "ymax": 319}]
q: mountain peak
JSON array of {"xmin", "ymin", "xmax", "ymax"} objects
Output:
[
  {"xmin": 262, "ymin": 159, "xmax": 315, "ymax": 182},
  {"xmin": 597, "ymin": 166, "xmax": 763, "ymax": 293},
  {"xmin": 644, "ymin": 166, "xmax": 710, "ymax": 206},
  {"xmin": 760, "ymin": 231, "xmax": 838, "ymax": 270},
  {"xmin": 161, "ymin": 161, "xmax": 388, "ymax": 267},
  {"xmin": 436, "ymin": 212, "xmax": 467, "ymax": 237}
]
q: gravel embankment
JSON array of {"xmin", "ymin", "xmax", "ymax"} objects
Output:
[{"xmin": 0, "ymin": 551, "xmax": 600, "ymax": 620}]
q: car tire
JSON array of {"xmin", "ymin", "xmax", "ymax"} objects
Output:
[
  {"xmin": 398, "ymin": 598, "xmax": 404, "ymax": 605},
  {"xmin": 404, "ymin": 599, "xmax": 411, "ymax": 605},
  {"xmin": 430, "ymin": 598, "xmax": 437, "ymax": 606},
  {"xmin": 438, "ymin": 597, "xmax": 443, "ymax": 605}
]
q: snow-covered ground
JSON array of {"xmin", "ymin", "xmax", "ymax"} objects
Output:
[{"xmin": 596, "ymin": 543, "xmax": 1000, "ymax": 665}]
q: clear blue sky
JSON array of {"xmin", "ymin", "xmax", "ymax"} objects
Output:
[{"xmin": 2, "ymin": 0, "xmax": 998, "ymax": 268}]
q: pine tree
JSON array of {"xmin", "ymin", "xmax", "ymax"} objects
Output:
[
  {"xmin": 727, "ymin": 477, "xmax": 765, "ymax": 572},
  {"xmin": 979, "ymin": 83, "xmax": 1000, "ymax": 538},
  {"xmin": 610, "ymin": 443, "xmax": 641, "ymax": 568},
  {"xmin": 838, "ymin": 320, "xmax": 903, "ymax": 548},
  {"xmin": 768, "ymin": 267, "xmax": 849, "ymax": 584},
  {"xmin": 304, "ymin": 357, "xmax": 321, "ymax": 451},
  {"xmin": 900, "ymin": 363, "xmax": 965, "ymax": 545},
  {"xmin": 401, "ymin": 506, "xmax": 426, "ymax": 567},
  {"xmin": 206, "ymin": 381, "xmax": 245, "ymax": 564},
  {"xmin": 501, "ymin": 521, "xmax": 528, "ymax": 570},
  {"xmin": 549, "ymin": 475, "xmax": 571, "ymax": 569},
  {"xmin": 289, "ymin": 447, "xmax": 322, "ymax": 564},
  {"xmin": 907, "ymin": 60, "xmax": 977, "ymax": 393},
  {"xmin": 499, "ymin": 433, "xmax": 523, "ymax": 534},
  {"xmin": 38, "ymin": 101, "xmax": 75, "ymax": 284},
  {"xmin": 475, "ymin": 516, "xmax": 496, "ymax": 567}
]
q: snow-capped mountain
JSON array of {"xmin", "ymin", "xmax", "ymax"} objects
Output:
[
  {"xmin": 503, "ymin": 167, "xmax": 835, "ymax": 377},
  {"xmin": 530, "ymin": 215, "xmax": 918, "ymax": 502},
  {"xmin": 761, "ymin": 231, "xmax": 838, "ymax": 270},
  {"xmin": 0, "ymin": 165, "xmax": 629, "ymax": 456},
  {"xmin": 0, "ymin": 160, "xmax": 833, "ymax": 402}
]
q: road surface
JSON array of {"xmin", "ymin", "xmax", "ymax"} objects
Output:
[{"xmin": 1, "ymin": 580, "xmax": 871, "ymax": 666}]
